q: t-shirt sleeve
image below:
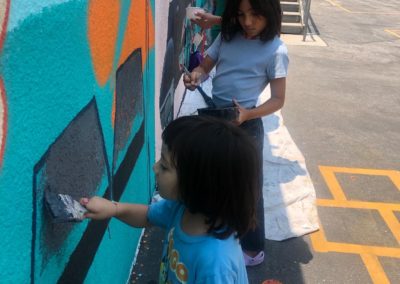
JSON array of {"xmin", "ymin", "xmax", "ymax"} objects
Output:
[
  {"xmin": 147, "ymin": 199, "xmax": 180, "ymax": 229},
  {"xmin": 267, "ymin": 44, "xmax": 289, "ymax": 80},
  {"xmin": 205, "ymin": 33, "xmax": 222, "ymax": 61}
]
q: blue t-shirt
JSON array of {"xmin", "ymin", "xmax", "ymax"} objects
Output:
[
  {"xmin": 147, "ymin": 200, "xmax": 248, "ymax": 284},
  {"xmin": 206, "ymin": 33, "xmax": 289, "ymax": 108}
]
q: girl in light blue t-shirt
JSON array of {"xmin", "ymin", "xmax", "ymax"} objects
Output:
[{"xmin": 184, "ymin": 0, "xmax": 289, "ymax": 267}]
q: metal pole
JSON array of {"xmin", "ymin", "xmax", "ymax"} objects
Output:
[{"xmin": 302, "ymin": 0, "xmax": 312, "ymax": 41}]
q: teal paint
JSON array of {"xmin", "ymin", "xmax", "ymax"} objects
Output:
[
  {"xmin": 144, "ymin": 47, "xmax": 156, "ymax": 195},
  {"xmin": 85, "ymin": 149, "xmax": 151, "ymax": 284},
  {"xmin": 0, "ymin": 0, "xmax": 156, "ymax": 283},
  {"xmin": 8, "ymin": 0, "xmax": 72, "ymax": 31},
  {"xmin": 1, "ymin": 2, "xmax": 96, "ymax": 282}
]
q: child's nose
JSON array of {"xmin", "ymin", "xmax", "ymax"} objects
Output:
[{"xmin": 244, "ymin": 15, "xmax": 253, "ymax": 27}]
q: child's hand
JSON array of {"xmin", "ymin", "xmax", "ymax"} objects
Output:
[
  {"xmin": 183, "ymin": 71, "xmax": 202, "ymax": 91},
  {"xmin": 191, "ymin": 12, "xmax": 221, "ymax": 29},
  {"xmin": 80, "ymin": 196, "xmax": 117, "ymax": 220},
  {"xmin": 233, "ymin": 99, "xmax": 250, "ymax": 125}
]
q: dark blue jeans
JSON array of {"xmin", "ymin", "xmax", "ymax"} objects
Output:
[{"xmin": 239, "ymin": 118, "xmax": 265, "ymax": 252}]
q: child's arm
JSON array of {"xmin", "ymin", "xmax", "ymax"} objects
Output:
[
  {"xmin": 80, "ymin": 197, "xmax": 150, "ymax": 228},
  {"xmin": 191, "ymin": 11, "xmax": 222, "ymax": 29},
  {"xmin": 234, "ymin": 77, "xmax": 286, "ymax": 124},
  {"xmin": 183, "ymin": 55, "xmax": 216, "ymax": 90}
]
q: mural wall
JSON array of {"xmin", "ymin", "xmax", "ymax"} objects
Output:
[
  {"xmin": 0, "ymin": 0, "xmax": 223, "ymax": 282},
  {"xmin": 0, "ymin": 0, "xmax": 154, "ymax": 283},
  {"xmin": 155, "ymin": 0, "xmax": 217, "ymax": 156}
]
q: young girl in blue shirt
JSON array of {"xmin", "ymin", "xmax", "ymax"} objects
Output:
[
  {"xmin": 184, "ymin": 0, "xmax": 289, "ymax": 266},
  {"xmin": 80, "ymin": 116, "xmax": 260, "ymax": 283}
]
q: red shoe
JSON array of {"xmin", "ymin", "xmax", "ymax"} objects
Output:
[{"xmin": 262, "ymin": 280, "xmax": 282, "ymax": 284}]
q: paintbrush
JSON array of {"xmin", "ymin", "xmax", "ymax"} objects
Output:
[
  {"xmin": 180, "ymin": 64, "xmax": 216, "ymax": 108},
  {"xmin": 44, "ymin": 191, "xmax": 87, "ymax": 223}
]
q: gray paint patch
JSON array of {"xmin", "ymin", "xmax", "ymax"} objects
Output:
[
  {"xmin": 114, "ymin": 48, "xmax": 143, "ymax": 167},
  {"xmin": 32, "ymin": 98, "xmax": 110, "ymax": 282}
]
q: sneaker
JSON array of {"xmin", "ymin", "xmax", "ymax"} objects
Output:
[{"xmin": 243, "ymin": 251, "xmax": 264, "ymax": 266}]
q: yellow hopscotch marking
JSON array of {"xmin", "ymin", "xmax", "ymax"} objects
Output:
[
  {"xmin": 311, "ymin": 166, "xmax": 400, "ymax": 284},
  {"xmin": 317, "ymin": 199, "xmax": 400, "ymax": 211},
  {"xmin": 326, "ymin": 0, "xmax": 400, "ymax": 14},
  {"xmin": 385, "ymin": 29, "xmax": 400, "ymax": 39},
  {"xmin": 380, "ymin": 209, "xmax": 400, "ymax": 243},
  {"xmin": 361, "ymin": 254, "xmax": 390, "ymax": 284},
  {"xmin": 326, "ymin": 0, "xmax": 352, "ymax": 13},
  {"xmin": 319, "ymin": 168, "xmax": 347, "ymax": 200}
]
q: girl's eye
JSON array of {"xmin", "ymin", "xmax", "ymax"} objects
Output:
[{"xmin": 160, "ymin": 164, "xmax": 168, "ymax": 171}]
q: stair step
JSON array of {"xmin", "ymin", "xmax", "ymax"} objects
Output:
[
  {"xmin": 283, "ymin": 11, "xmax": 301, "ymax": 23},
  {"xmin": 280, "ymin": 1, "xmax": 300, "ymax": 12},
  {"xmin": 281, "ymin": 22, "xmax": 304, "ymax": 34}
]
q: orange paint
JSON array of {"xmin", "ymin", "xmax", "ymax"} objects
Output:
[
  {"xmin": 87, "ymin": 0, "xmax": 121, "ymax": 86},
  {"xmin": 87, "ymin": 0, "xmax": 154, "ymax": 125},
  {"xmin": 112, "ymin": 0, "xmax": 155, "ymax": 127},
  {"xmin": 118, "ymin": 0, "xmax": 155, "ymax": 68},
  {"xmin": 0, "ymin": 79, "xmax": 7, "ymax": 167},
  {"xmin": 111, "ymin": 89, "xmax": 116, "ymax": 127},
  {"xmin": 0, "ymin": 0, "xmax": 10, "ymax": 50},
  {"xmin": 0, "ymin": 0, "xmax": 9, "ymax": 168}
]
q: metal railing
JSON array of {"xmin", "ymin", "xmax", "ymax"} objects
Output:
[{"xmin": 301, "ymin": 0, "xmax": 312, "ymax": 41}]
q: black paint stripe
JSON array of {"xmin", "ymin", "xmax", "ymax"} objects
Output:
[{"xmin": 57, "ymin": 122, "xmax": 145, "ymax": 284}]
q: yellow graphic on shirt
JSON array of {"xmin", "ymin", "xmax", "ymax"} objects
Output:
[{"xmin": 159, "ymin": 228, "xmax": 189, "ymax": 283}]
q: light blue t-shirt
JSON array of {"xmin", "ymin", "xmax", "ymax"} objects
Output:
[
  {"xmin": 206, "ymin": 33, "xmax": 289, "ymax": 108},
  {"xmin": 147, "ymin": 199, "xmax": 249, "ymax": 284}
]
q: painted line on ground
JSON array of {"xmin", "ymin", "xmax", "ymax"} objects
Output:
[
  {"xmin": 360, "ymin": 254, "xmax": 390, "ymax": 284},
  {"xmin": 311, "ymin": 166, "xmax": 400, "ymax": 284},
  {"xmin": 385, "ymin": 29, "xmax": 400, "ymax": 38},
  {"xmin": 326, "ymin": 0, "xmax": 400, "ymax": 14}
]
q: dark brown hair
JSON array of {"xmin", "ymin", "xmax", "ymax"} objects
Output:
[
  {"xmin": 221, "ymin": 0, "xmax": 282, "ymax": 42},
  {"xmin": 162, "ymin": 116, "xmax": 260, "ymax": 239}
]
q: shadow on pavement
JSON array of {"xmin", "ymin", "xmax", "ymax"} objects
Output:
[{"xmin": 248, "ymin": 237, "xmax": 313, "ymax": 284}]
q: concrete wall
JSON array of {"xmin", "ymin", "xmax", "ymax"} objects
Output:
[{"xmin": 0, "ymin": 0, "xmax": 155, "ymax": 283}]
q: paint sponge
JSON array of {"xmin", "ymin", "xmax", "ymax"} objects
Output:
[{"xmin": 45, "ymin": 192, "xmax": 87, "ymax": 223}]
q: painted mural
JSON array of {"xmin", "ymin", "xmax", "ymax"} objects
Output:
[
  {"xmin": 0, "ymin": 0, "xmax": 223, "ymax": 281},
  {"xmin": 157, "ymin": 0, "xmax": 217, "ymax": 129},
  {"xmin": 155, "ymin": 0, "xmax": 217, "ymax": 157},
  {"xmin": 0, "ymin": 0, "xmax": 154, "ymax": 283}
]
